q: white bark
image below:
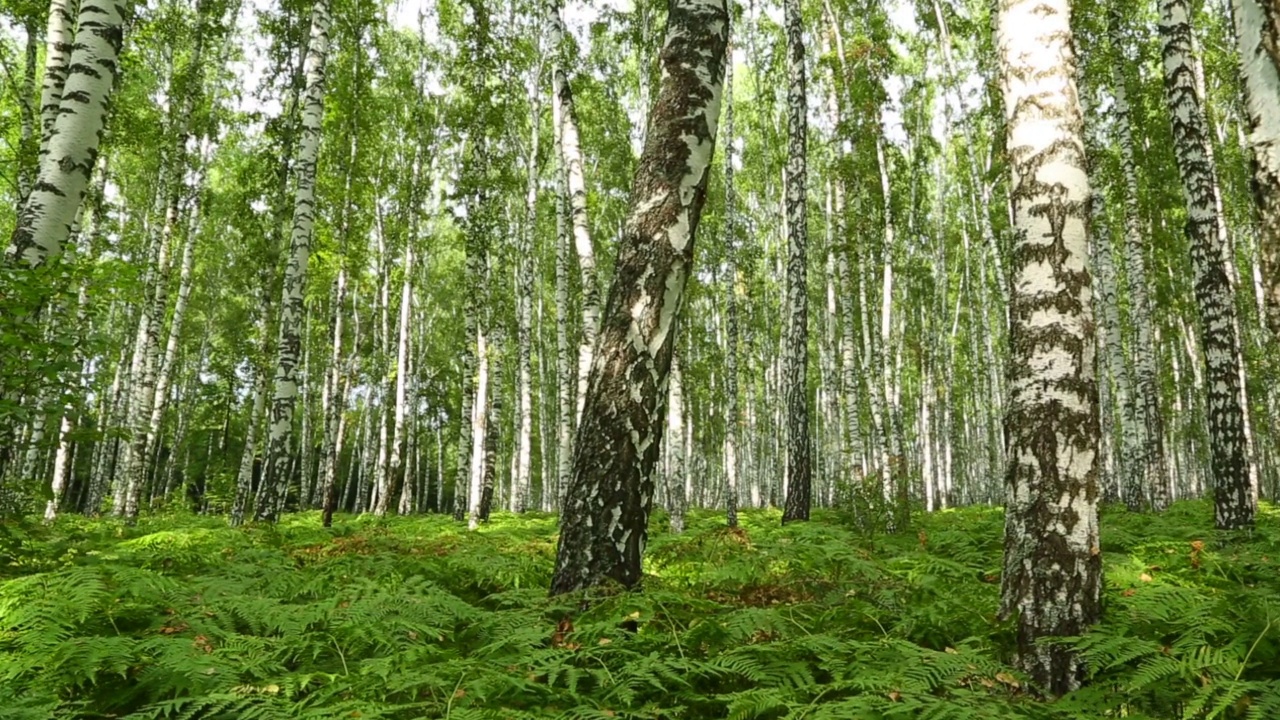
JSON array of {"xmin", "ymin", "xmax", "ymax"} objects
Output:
[
  {"xmin": 7, "ymin": 0, "xmax": 125, "ymax": 267},
  {"xmin": 1230, "ymin": 0, "xmax": 1280, "ymax": 335},
  {"xmin": 546, "ymin": 0, "xmax": 600, "ymax": 428},
  {"xmin": 995, "ymin": 0, "xmax": 1100, "ymax": 694},
  {"xmin": 1157, "ymin": 0, "xmax": 1254, "ymax": 529},
  {"xmin": 259, "ymin": 0, "xmax": 332, "ymax": 521}
]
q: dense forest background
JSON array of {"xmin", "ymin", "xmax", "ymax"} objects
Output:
[{"xmin": 1, "ymin": 0, "xmax": 1279, "ymax": 714}]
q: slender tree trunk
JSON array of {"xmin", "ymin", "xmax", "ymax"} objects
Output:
[
  {"xmin": 259, "ymin": 0, "xmax": 332, "ymax": 522},
  {"xmin": 514, "ymin": 61, "xmax": 541, "ymax": 513},
  {"xmin": 549, "ymin": 0, "xmax": 728, "ymax": 594},
  {"xmin": 780, "ymin": 0, "xmax": 811, "ymax": 524},
  {"xmin": 467, "ymin": 330, "xmax": 490, "ymax": 529},
  {"xmin": 1229, "ymin": 0, "xmax": 1280, "ymax": 336},
  {"xmin": 230, "ymin": 372, "xmax": 266, "ymax": 526},
  {"xmin": 37, "ymin": 0, "xmax": 74, "ymax": 154},
  {"xmin": 1157, "ymin": 0, "xmax": 1254, "ymax": 529},
  {"xmin": 17, "ymin": 20, "xmax": 39, "ymax": 202},
  {"xmin": 546, "ymin": 0, "xmax": 601, "ymax": 428},
  {"xmin": 553, "ymin": 150, "xmax": 574, "ymax": 511},
  {"xmin": 1108, "ymin": 8, "xmax": 1170, "ymax": 511},
  {"xmin": 665, "ymin": 351, "xmax": 687, "ymax": 533},
  {"xmin": 723, "ymin": 47, "xmax": 741, "ymax": 529},
  {"xmin": 384, "ymin": 241, "xmax": 414, "ymax": 516},
  {"xmin": 995, "ymin": 0, "xmax": 1101, "ymax": 695}
]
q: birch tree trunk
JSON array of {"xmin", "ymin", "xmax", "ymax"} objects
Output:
[
  {"xmin": 259, "ymin": 0, "xmax": 332, "ymax": 522},
  {"xmin": 995, "ymin": 0, "xmax": 1101, "ymax": 695},
  {"xmin": 37, "ymin": 0, "xmax": 75, "ymax": 153},
  {"xmin": 553, "ymin": 150, "xmax": 574, "ymax": 512},
  {"xmin": 546, "ymin": 1, "xmax": 601, "ymax": 429},
  {"xmin": 780, "ymin": 0, "xmax": 811, "ymax": 524},
  {"xmin": 722, "ymin": 45, "xmax": 741, "ymax": 529},
  {"xmin": 17, "ymin": 20, "xmax": 38, "ymax": 202},
  {"xmin": 1229, "ymin": 0, "xmax": 1280, "ymax": 336},
  {"xmin": 514, "ymin": 61, "xmax": 541, "ymax": 513},
  {"xmin": 230, "ymin": 373, "xmax": 266, "ymax": 526},
  {"xmin": 665, "ymin": 351, "xmax": 687, "ymax": 533},
  {"xmin": 1108, "ymin": 8, "xmax": 1170, "ymax": 511},
  {"xmin": 1157, "ymin": 0, "xmax": 1254, "ymax": 530},
  {"xmin": 7, "ymin": 0, "xmax": 126, "ymax": 268},
  {"xmin": 549, "ymin": 0, "xmax": 728, "ymax": 594},
  {"xmin": 384, "ymin": 242, "xmax": 413, "ymax": 516}
]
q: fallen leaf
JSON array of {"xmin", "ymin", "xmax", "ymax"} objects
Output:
[
  {"xmin": 995, "ymin": 672, "xmax": 1020, "ymax": 688},
  {"xmin": 1140, "ymin": 573, "xmax": 1153, "ymax": 582}
]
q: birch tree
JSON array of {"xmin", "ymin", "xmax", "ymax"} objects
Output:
[
  {"xmin": 1229, "ymin": 0, "xmax": 1280, "ymax": 337},
  {"xmin": 257, "ymin": 0, "xmax": 332, "ymax": 522},
  {"xmin": 995, "ymin": 0, "xmax": 1101, "ymax": 695},
  {"xmin": 6, "ymin": 0, "xmax": 126, "ymax": 268},
  {"xmin": 1157, "ymin": 0, "xmax": 1254, "ymax": 530},
  {"xmin": 780, "ymin": 0, "xmax": 811, "ymax": 524},
  {"xmin": 549, "ymin": 0, "xmax": 728, "ymax": 594}
]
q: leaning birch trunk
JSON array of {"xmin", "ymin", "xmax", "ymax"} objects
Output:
[
  {"xmin": 1109, "ymin": 5, "xmax": 1169, "ymax": 510},
  {"xmin": 780, "ymin": 0, "xmax": 811, "ymax": 524},
  {"xmin": 1230, "ymin": 0, "xmax": 1280, "ymax": 336},
  {"xmin": 546, "ymin": 0, "xmax": 601, "ymax": 427},
  {"xmin": 7, "ymin": 0, "xmax": 125, "ymax": 267},
  {"xmin": 258, "ymin": 0, "xmax": 332, "ymax": 522},
  {"xmin": 36, "ymin": 0, "xmax": 75, "ymax": 157},
  {"xmin": 1157, "ymin": 0, "xmax": 1254, "ymax": 530},
  {"xmin": 549, "ymin": 0, "xmax": 728, "ymax": 595},
  {"xmin": 995, "ymin": 0, "xmax": 1101, "ymax": 696}
]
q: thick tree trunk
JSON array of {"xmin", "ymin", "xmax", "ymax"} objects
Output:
[
  {"xmin": 1157, "ymin": 0, "xmax": 1254, "ymax": 529},
  {"xmin": 549, "ymin": 0, "xmax": 728, "ymax": 595},
  {"xmin": 258, "ymin": 0, "xmax": 332, "ymax": 522},
  {"xmin": 780, "ymin": 0, "xmax": 811, "ymax": 524},
  {"xmin": 7, "ymin": 0, "xmax": 125, "ymax": 267},
  {"xmin": 1230, "ymin": 0, "xmax": 1280, "ymax": 336},
  {"xmin": 995, "ymin": 0, "xmax": 1101, "ymax": 696}
]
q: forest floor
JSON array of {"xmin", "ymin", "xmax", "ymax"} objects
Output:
[{"xmin": 1, "ymin": 500, "xmax": 1278, "ymax": 719}]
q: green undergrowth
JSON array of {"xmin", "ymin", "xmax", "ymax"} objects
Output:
[{"xmin": 0, "ymin": 500, "xmax": 1277, "ymax": 719}]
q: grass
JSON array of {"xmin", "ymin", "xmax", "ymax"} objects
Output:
[{"xmin": 0, "ymin": 500, "xmax": 1277, "ymax": 718}]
